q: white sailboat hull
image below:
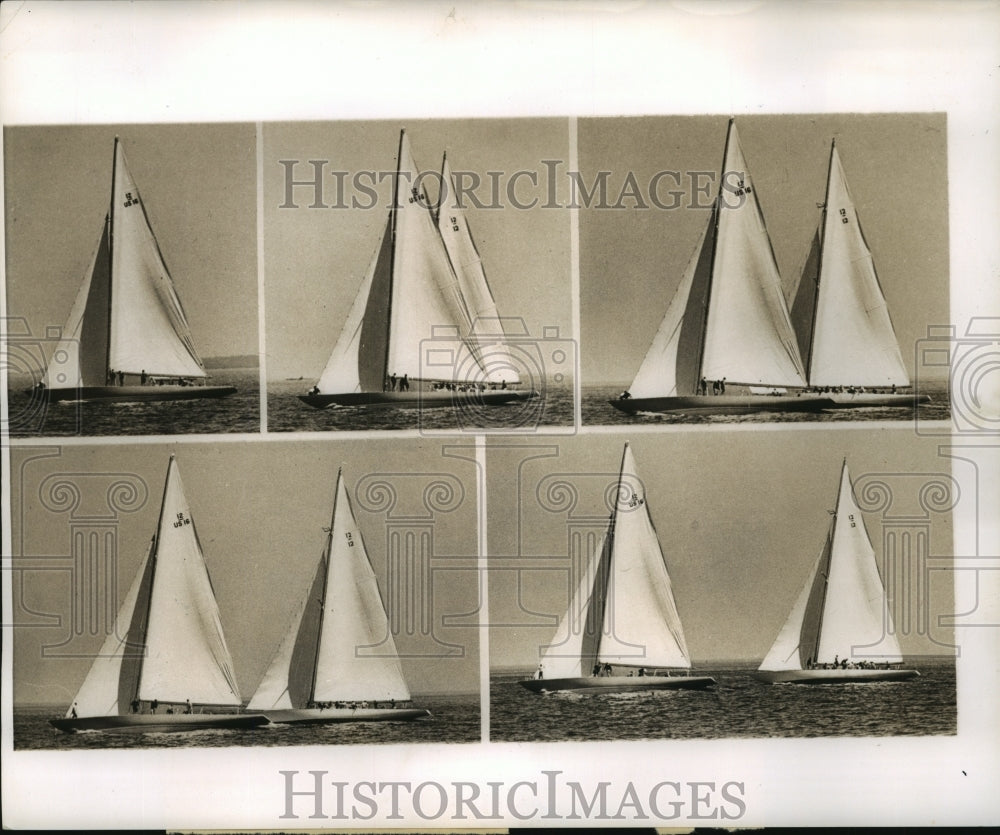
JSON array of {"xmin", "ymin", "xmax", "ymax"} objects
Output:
[
  {"xmin": 38, "ymin": 384, "xmax": 236, "ymax": 404},
  {"xmin": 519, "ymin": 674, "xmax": 716, "ymax": 694},
  {"xmin": 50, "ymin": 712, "xmax": 269, "ymax": 734},
  {"xmin": 299, "ymin": 389, "xmax": 537, "ymax": 410},
  {"xmin": 262, "ymin": 707, "xmax": 431, "ymax": 725},
  {"xmin": 610, "ymin": 394, "xmax": 835, "ymax": 415},
  {"xmin": 755, "ymin": 668, "xmax": 919, "ymax": 684}
]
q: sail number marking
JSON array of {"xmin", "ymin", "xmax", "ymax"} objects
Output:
[
  {"xmin": 848, "ymin": 513, "xmax": 856, "ymax": 528},
  {"xmin": 173, "ymin": 512, "xmax": 191, "ymax": 528},
  {"xmin": 345, "ymin": 531, "xmax": 355, "ymax": 547},
  {"xmin": 840, "ymin": 208, "xmax": 848, "ymax": 224},
  {"xmin": 124, "ymin": 192, "xmax": 140, "ymax": 208}
]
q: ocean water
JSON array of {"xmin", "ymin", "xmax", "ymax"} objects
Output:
[
  {"xmin": 489, "ymin": 660, "xmax": 956, "ymax": 741},
  {"xmin": 14, "ymin": 693, "xmax": 479, "ymax": 750},
  {"xmin": 583, "ymin": 380, "xmax": 951, "ymax": 427},
  {"xmin": 267, "ymin": 379, "xmax": 574, "ymax": 433},
  {"xmin": 6, "ymin": 368, "xmax": 261, "ymax": 437}
]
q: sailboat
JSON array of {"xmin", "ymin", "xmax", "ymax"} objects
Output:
[
  {"xmin": 520, "ymin": 443, "xmax": 715, "ymax": 694},
  {"xmin": 789, "ymin": 141, "xmax": 931, "ymax": 409},
  {"xmin": 50, "ymin": 456, "xmax": 268, "ymax": 733},
  {"xmin": 756, "ymin": 460, "xmax": 920, "ymax": 684},
  {"xmin": 35, "ymin": 138, "xmax": 236, "ymax": 404},
  {"xmin": 610, "ymin": 119, "xmax": 834, "ymax": 415},
  {"xmin": 299, "ymin": 130, "xmax": 537, "ymax": 410},
  {"xmin": 248, "ymin": 468, "xmax": 430, "ymax": 724}
]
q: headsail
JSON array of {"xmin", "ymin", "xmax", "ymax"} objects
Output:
[
  {"xmin": 701, "ymin": 120, "xmax": 807, "ymax": 388},
  {"xmin": 801, "ymin": 143, "xmax": 909, "ymax": 387},
  {"xmin": 437, "ymin": 154, "xmax": 521, "ymax": 385},
  {"xmin": 138, "ymin": 457, "xmax": 242, "ymax": 706}
]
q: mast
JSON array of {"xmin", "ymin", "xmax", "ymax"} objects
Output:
[
  {"xmin": 592, "ymin": 442, "xmax": 629, "ymax": 659},
  {"xmin": 308, "ymin": 468, "xmax": 340, "ymax": 705},
  {"xmin": 809, "ymin": 457, "xmax": 847, "ymax": 664},
  {"xmin": 693, "ymin": 118, "xmax": 731, "ymax": 390},
  {"xmin": 130, "ymin": 454, "xmax": 175, "ymax": 707},
  {"xmin": 106, "ymin": 137, "xmax": 119, "ymax": 380},
  {"xmin": 382, "ymin": 130, "xmax": 404, "ymax": 387},
  {"xmin": 437, "ymin": 150, "xmax": 446, "ymax": 225},
  {"xmin": 804, "ymin": 139, "xmax": 836, "ymax": 384}
]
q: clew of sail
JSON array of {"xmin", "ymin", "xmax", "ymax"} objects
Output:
[
  {"xmin": 386, "ymin": 133, "xmax": 483, "ymax": 385},
  {"xmin": 138, "ymin": 457, "xmax": 242, "ymax": 706},
  {"xmin": 701, "ymin": 121, "xmax": 807, "ymax": 388},
  {"xmin": 806, "ymin": 144, "xmax": 909, "ymax": 388},
  {"xmin": 109, "ymin": 140, "xmax": 205, "ymax": 379},
  {"xmin": 598, "ymin": 444, "xmax": 691, "ymax": 668},
  {"xmin": 437, "ymin": 155, "xmax": 521, "ymax": 385}
]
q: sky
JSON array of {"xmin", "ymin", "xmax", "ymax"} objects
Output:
[
  {"xmin": 262, "ymin": 118, "xmax": 572, "ymax": 381},
  {"xmin": 579, "ymin": 113, "xmax": 950, "ymax": 386},
  {"xmin": 10, "ymin": 437, "xmax": 481, "ymax": 704},
  {"xmin": 3, "ymin": 122, "xmax": 259, "ymax": 365},
  {"xmin": 486, "ymin": 426, "xmax": 957, "ymax": 669}
]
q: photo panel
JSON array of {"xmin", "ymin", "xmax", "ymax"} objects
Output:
[
  {"xmin": 4, "ymin": 123, "xmax": 261, "ymax": 436},
  {"xmin": 262, "ymin": 118, "xmax": 574, "ymax": 434},
  {"xmin": 9, "ymin": 438, "xmax": 481, "ymax": 748}
]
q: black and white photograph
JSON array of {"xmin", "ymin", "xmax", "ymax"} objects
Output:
[
  {"xmin": 262, "ymin": 118, "xmax": 574, "ymax": 434},
  {"xmin": 4, "ymin": 123, "xmax": 261, "ymax": 436},
  {"xmin": 1, "ymin": 1, "xmax": 997, "ymax": 831},
  {"xmin": 579, "ymin": 113, "xmax": 951, "ymax": 425}
]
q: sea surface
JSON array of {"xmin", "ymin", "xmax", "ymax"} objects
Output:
[
  {"xmin": 267, "ymin": 379, "xmax": 574, "ymax": 433},
  {"xmin": 14, "ymin": 693, "xmax": 479, "ymax": 750},
  {"xmin": 490, "ymin": 659, "xmax": 956, "ymax": 741},
  {"xmin": 6, "ymin": 368, "xmax": 261, "ymax": 438},
  {"xmin": 583, "ymin": 380, "xmax": 951, "ymax": 427}
]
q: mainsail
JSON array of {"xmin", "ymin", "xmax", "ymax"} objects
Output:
[
  {"xmin": 65, "ymin": 456, "xmax": 243, "ymax": 717},
  {"xmin": 758, "ymin": 460, "xmax": 903, "ymax": 672},
  {"xmin": 313, "ymin": 130, "xmax": 519, "ymax": 394},
  {"xmin": 249, "ymin": 469, "xmax": 411, "ymax": 709},
  {"xmin": 791, "ymin": 141, "xmax": 909, "ymax": 388},
  {"xmin": 540, "ymin": 443, "xmax": 692, "ymax": 675},
  {"xmin": 627, "ymin": 119, "xmax": 806, "ymax": 398},
  {"xmin": 44, "ymin": 138, "xmax": 206, "ymax": 388}
]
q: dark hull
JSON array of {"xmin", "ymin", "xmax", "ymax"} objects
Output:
[
  {"xmin": 609, "ymin": 394, "xmax": 835, "ymax": 415},
  {"xmin": 49, "ymin": 712, "xmax": 269, "ymax": 734},
  {"xmin": 262, "ymin": 707, "xmax": 431, "ymax": 725},
  {"xmin": 519, "ymin": 674, "xmax": 716, "ymax": 694},
  {"xmin": 298, "ymin": 389, "xmax": 538, "ymax": 410},
  {"xmin": 755, "ymin": 668, "xmax": 920, "ymax": 684},
  {"xmin": 822, "ymin": 393, "xmax": 932, "ymax": 409},
  {"xmin": 36, "ymin": 385, "xmax": 236, "ymax": 404}
]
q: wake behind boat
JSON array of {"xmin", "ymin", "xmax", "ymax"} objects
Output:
[
  {"xmin": 51, "ymin": 456, "xmax": 267, "ymax": 734},
  {"xmin": 299, "ymin": 130, "xmax": 537, "ymax": 411},
  {"xmin": 789, "ymin": 141, "xmax": 930, "ymax": 410},
  {"xmin": 248, "ymin": 468, "xmax": 430, "ymax": 725},
  {"xmin": 755, "ymin": 460, "xmax": 919, "ymax": 685},
  {"xmin": 34, "ymin": 138, "xmax": 235, "ymax": 405},
  {"xmin": 609, "ymin": 119, "xmax": 830, "ymax": 417},
  {"xmin": 520, "ymin": 443, "xmax": 715, "ymax": 696}
]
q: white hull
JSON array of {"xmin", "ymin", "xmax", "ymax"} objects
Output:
[
  {"xmin": 50, "ymin": 712, "xmax": 269, "ymax": 734},
  {"xmin": 755, "ymin": 668, "xmax": 919, "ymax": 684},
  {"xmin": 519, "ymin": 674, "xmax": 716, "ymax": 694},
  {"xmin": 262, "ymin": 707, "xmax": 430, "ymax": 725}
]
